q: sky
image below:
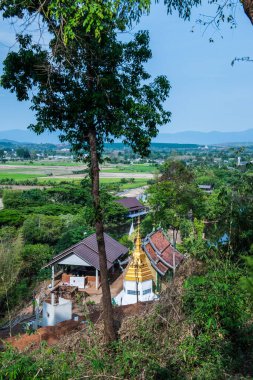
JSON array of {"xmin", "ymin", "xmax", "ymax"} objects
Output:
[{"xmin": 0, "ymin": 2, "xmax": 253, "ymax": 135}]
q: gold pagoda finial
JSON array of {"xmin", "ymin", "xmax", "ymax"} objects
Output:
[
  {"xmin": 125, "ymin": 216, "xmax": 153, "ymax": 282},
  {"xmin": 135, "ymin": 216, "xmax": 141, "ymax": 252}
]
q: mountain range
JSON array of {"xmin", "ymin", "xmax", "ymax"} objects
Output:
[
  {"xmin": 153, "ymin": 129, "xmax": 253, "ymax": 145},
  {"xmin": 0, "ymin": 129, "xmax": 60, "ymax": 144},
  {"xmin": 0, "ymin": 128, "xmax": 253, "ymax": 145}
]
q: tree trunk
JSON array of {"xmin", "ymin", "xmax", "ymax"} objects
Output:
[
  {"xmin": 242, "ymin": 0, "xmax": 253, "ymax": 24},
  {"xmin": 88, "ymin": 127, "xmax": 116, "ymax": 343}
]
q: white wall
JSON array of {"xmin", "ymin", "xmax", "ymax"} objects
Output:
[
  {"xmin": 42, "ymin": 297, "xmax": 72, "ymax": 326},
  {"xmin": 114, "ymin": 279, "xmax": 156, "ymax": 306},
  {"xmin": 70, "ymin": 276, "xmax": 85, "ymax": 289},
  {"xmin": 59, "ymin": 253, "xmax": 91, "ymax": 266}
]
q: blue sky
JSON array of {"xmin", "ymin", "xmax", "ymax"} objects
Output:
[{"xmin": 0, "ymin": 2, "xmax": 253, "ymax": 135}]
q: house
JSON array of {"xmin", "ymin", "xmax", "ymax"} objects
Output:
[
  {"xmin": 142, "ymin": 229, "xmax": 184, "ymax": 291},
  {"xmin": 116, "ymin": 197, "xmax": 149, "ymax": 218},
  {"xmin": 198, "ymin": 184, "xmax": 213, "ymax": 194}
]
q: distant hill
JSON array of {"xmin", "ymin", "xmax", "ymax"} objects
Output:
[
  {"xmin": 0, "ymin": 129, "xmax": 60, "ymax": 144},
  {"xmin": 153, "ymin": 129, "xmax": 253, "ymax": 145},
  {"xmin": 1, "ymin": 128, "xmax": 253, "ymax": 145}
]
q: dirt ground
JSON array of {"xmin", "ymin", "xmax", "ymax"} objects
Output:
[{"xmin": 1, "ymin": 302, "xmax": 152, "ymax": 352}]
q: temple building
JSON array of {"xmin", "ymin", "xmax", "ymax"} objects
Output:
[
  {"xmin": 114, "ymin": 222, "xmax": 156, "ymax": 305},
  {"xmin": 115, "ymin": 197, "xmax": 149, "ymax": 219},
  {"xmin": 142, "ymin": 228, "xmax": 184, "ymax": 291}
]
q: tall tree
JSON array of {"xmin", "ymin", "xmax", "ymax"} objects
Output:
[
  {"xmin": 1, "ymin": 17, "xmax": 170, "ymax": 341},
  {"xmin": 1, "ymin": 0, "xmax": 251, "ymax": 41}
]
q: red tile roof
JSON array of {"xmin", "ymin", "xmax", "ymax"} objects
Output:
[
  {"xmin": 150, "ymin": 230, "xmax": 170, "ymax": 252},
  {"xmin": 143, "ymin": 228, "xmax": 184, "ymax": 276},
  {"xmin": 145, "ymin": 243, "xmax": 158, "ymax": 262}
]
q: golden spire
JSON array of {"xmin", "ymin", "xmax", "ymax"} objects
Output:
[{"xmin": 125, "ymin": 217, "xmax": 153, "ymax": 282}]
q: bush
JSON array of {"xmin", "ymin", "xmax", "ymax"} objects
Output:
[{"xmin": 22, "ymin": 215, "xmax": 64, "ymax": 245}]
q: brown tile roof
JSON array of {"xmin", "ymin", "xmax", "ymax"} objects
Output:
[
  {"xmin": 115, "ymin": 197, "xmax": 144, "ymax": 212},
  {"xmin": 145, "ymin": 243, "xmax": 158, "ymax": 263},
  {"xmin": 143, "ymin": 228, "xmax": 184, "ymax": 276},
  {"xmin": 44, "ymin": 233, "xmax": 128, "ymax": 271}
]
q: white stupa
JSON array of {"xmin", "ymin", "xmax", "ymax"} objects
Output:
[{"xmin": 114, "ymin": 220, "xmax": 156, "ymax": 305}]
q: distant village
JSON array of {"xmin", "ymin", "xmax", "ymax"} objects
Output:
[{"xmin": 0, "ymin": 140, "xmax": 253, "ymax": 169}]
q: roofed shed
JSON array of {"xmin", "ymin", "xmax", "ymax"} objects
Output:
[{"xmin": 44, "ymin": 233, "xmax": 128, "ymax": 290}]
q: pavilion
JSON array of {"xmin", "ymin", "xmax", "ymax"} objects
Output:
[{"xmin": 44, "ymin": 232, "xmax": 128, "ymax": 291}]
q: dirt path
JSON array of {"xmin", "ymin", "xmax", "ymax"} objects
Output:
[
  {"xmin": 116, "ymin": 186, "xmax": 148, "ymax": 198},
  {"xmin": 42, "ymin": 172, "xmax": 153, "ymax": 180}
]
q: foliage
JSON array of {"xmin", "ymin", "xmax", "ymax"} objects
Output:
[
  {"xmin": 205, "ymin": 175, "xmax": 253, "ymax": 254},
  {"xmin": 180, "ymin": 260, "xmax": 252, "ymax": 378},
  {"xmin": 148, "ymin": 177, "xmax": 204, "ymax": 230},
  {"xmin": 181, "ymin": 218, "xmax": 211, "ymax": 259},
  {"xmin": 160, "ymin": 160, "xmax": 194, "ymax": 183},
  {"xmin": 1, "ymin": 30, "xmax": 170, "ymax": 159},
  {"xmin": 55, "ymin": 226, "xmax": 94, "ymax": 253},
  {"xmin": 240, "ymin": 254, "xmax": 253, "ymax": 298},
  {"xmin": 183, "ymin": 261, "xmax": 249, "ymax": 333},
  {"xmin": 0, "ymin": 259, "xmax": 252, "ymax": 379},
  {"xmin": 0, "ymin": 228, "xmax": 23, "ymax": 300},
  {"xmin": 22, "ymin": 215, "xmax": 64, "ymax": 245},
  {"xmin": 3, "ymin": 189, "xmax": 48, "ymax": 209},
  {"xmin": 21, "ymin": 244, "xmax": 53, "ymax": 277},
  {"xmin": 0, "ymin": 209, "xmax": 25, "ymax": 227},
  {"xmin": 118, "ymin": 234, "xmax": 134, "ymax": 250}
]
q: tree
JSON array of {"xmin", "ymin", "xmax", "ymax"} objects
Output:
[
  {"xmin": 21, "ymin": 244, "xmax": 53, "ymax": 277},
  {"xmin": 2, "ymin": 0, "xmax": 252, "ymax": 44},
  {"xmin": 1, "ymin": 15, "xmax": 170, "ymax": 342},
  {"xmin": 147, "ymin": 161, "xmax": 204, "ymax": 244},
  {"xmin": 22, "ymin": 215, "xmax": 64, "ymax": 245},
  {"xmin": 0, "ymin": 227, "xmax": 23, "ymax": 335},
  {"xmin": 16, "ymin": 147, "xmax": 31, "ymax": 160},
  {"xmin": 160, "ymin": 160, "xmax": 194, "ymax": 184}
]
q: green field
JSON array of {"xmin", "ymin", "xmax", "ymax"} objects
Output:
[
  {"xmin": 4, "ymin": 160, "xmax": 81, "ymax": 167},
  {"xmin": 100, "ymin": 178, "xmax": 148, "ymax": 188},
  {"xmin": 0, "ymin": 173, "xmax": 44, "ymax": 180},
  {"xmin": 102, "ymin": 164, "xmax": 158, "ymax": 173}
]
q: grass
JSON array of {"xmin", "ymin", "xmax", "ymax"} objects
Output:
[
  {"xmin": 118, "ymin": 180, "xmax": 148, "ymax": 189},
  {"xmin": 100, "ymin": 178, "xmax": 148, "ymax": 188},
  {"xmin": 4, "ymin": 160, "xmax": 82, "ymax": 167},
  {"xmin": 102, "ymin": 164, "xmax": 158, "ymax": 173},
  {"xmin": 0, "ymin": 173, "xmax": 44, "ymax": 180},
  {"xmin": 0, "ymin": 164, "xmax": 151, "ymax": 190}
]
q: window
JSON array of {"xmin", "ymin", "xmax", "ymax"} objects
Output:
[
  {"xmin": 127, "ymin": 290, "xmax": 140, "ymax": 295},
  {"xmin": 143, "ymin": 288, "xmax": 151, "ymax": 295}
]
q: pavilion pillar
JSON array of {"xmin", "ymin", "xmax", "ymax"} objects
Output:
[
  {"xmin": 96, "ymin": 269, "xmax": 99, "ymax": 290},
  {"xmin": 51, "ymin": 265, "xmax": 55, "ymax": 305}
]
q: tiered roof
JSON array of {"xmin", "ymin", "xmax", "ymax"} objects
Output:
[
  {"xmin": 124, "ymin": 223, "xmax": 153, "ymax": 282},
  {"xmin": 143, "ymin": 229, "xmax": 184, "ymax": 276}
]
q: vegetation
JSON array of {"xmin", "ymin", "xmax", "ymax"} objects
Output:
[
  {"xmin": 0, "ymin": 182, "xmax": 128, "ymax": 320},
  {"xmin": 0, "ymin": 153, "xmax": 252, "ymax": 378},
  {"xmin": 1, "ymin": 0, "xmax": 253, "ymax": 374},
  {"xmin": 0, "ymin": 258, "xmax": 252, "ymax": 379}
]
